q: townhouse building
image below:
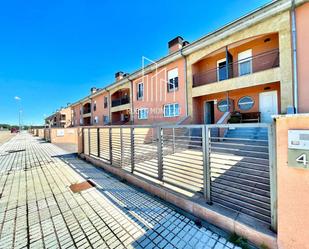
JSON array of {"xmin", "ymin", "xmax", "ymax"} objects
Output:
[
  {"xmin": 48, "ymin": 0, "xmax": 309, "ymax": 127},
  {"xmin": 71, "ymin": 87, "xmax": 110, "ymax": 126},
  {"xmin": 45, "ymin": 106, "xmax": 72, "ymax": 128}
]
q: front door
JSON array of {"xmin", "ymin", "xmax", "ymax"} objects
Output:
[
  {"xmin": 204, "ymin": 101, "xmax": 214, "ymax": 124},
  {"xmin": 259, "ymin": 91, "xmax": 278, "ymax": 123}
]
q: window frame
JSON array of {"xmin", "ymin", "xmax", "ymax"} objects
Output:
[
  {"xmin": 94, "ymin": 116, "xmax": 99, "ymax": 124},
  {"xmin": 163, "ymin": 103, "xmax": 180, "ymax": 118},
  {"xmin": 104, "ymin": 96, "xmax": 108, "ymax": 108},
  {"xmin": 238, "ymin": 49, "xmax": 252, "ymax": 76},
  {"xmin": 167, "ymin": 68, "xmax": 179, "ymax": 92},
  {"xmin": 93, "ymin": 101, "xmax": 97, "ymax": 112},
  {"xmin": 137, "ymin": 108, "xmax": 149, "ymax": 120},
  {"xmin": 238, "ymin": 96, "xmax": 254, "ymax": 111},
  {"xmin": 217, "ymin": 99, "xmax": 232, "ymax": 113},
  {"xmin": 137, "ymin": 82, "xmax": 144, "ymax": 100},
  {"xmin": 103, "ymin": 115, "xmax": 109, "ymax": 124}
]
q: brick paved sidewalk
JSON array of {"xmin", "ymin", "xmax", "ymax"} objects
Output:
[{"xmin": 0, "ymin": 133, "xmax": 239, "ymax": 249}]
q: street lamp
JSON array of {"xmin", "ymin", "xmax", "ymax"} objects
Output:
[{"xmin": 14, "ymin": 96, "xmax": 22, "ymax": 132}]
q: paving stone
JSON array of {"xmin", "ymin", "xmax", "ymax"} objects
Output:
[{"xmin": 0, "ymin": 133, "xmax": 237, "ymax": 249}]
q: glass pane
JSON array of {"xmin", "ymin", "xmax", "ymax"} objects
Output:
[
  {"xmin": 164, "ymin": 106, "xmax": 169, "ymax": 117},
  {"xmin": 175, "ymin": 104, "xmax": 179, "ymax": 116},
  {"xmin": 239, "ymin": 60, "xmax": 252, "ymax": 76},
  {"xmin": 170, "ymin": 105, "xmax": 174, "ymax": 116},
  {"xmin": 238, "ymin": 96, "xmax": 254, "ymax": 110},
  {"xmin": 218, "ymin": 61, "xmax": 227, "ymax": 81}
]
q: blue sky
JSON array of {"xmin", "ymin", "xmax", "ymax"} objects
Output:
[{"xmin": 0, "ymin": 0, "xmax": 270, "ymax": 125}]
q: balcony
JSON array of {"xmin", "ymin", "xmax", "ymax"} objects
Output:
[
  {"xmin": 193, "ymin": 49, "xmax": 279, "ymax": 87},
  {"xmin": 111, "ymin": 96, "xmax": 130, "ymax": 107}
]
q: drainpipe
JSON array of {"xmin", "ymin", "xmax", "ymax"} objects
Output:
[
  {"xmin": 180, "ymin": 49, "xmax": 188, "ymax": 117},
  {"xmin": 226, "ymin": 91, "xmax": 229, "ymax": 113},
  {"xmin": 129, "ymin": 79, "xmax": 135, "ymax": 125},
  {"xmin": 291, "ymin": 0, "xmax": 299, "ymax": 113}
]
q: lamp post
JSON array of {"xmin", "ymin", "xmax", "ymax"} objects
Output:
[{"xmin": 14, "ymin": 96, "xmax": 22, "ymax": 132}]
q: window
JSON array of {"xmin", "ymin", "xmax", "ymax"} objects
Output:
[
  {"xmin": 93, "ymin": 101, "xmax": 97, "ymax": 111},
  {"xmin": 167, "ymin": 68, "xmax": 179, "ymax": 92},
  {"xmin": 138, "ymin": 108, "xmax": 148, "ymax": 120},
  {"xmin": 104, "ymin": 96, "xmax": 108, "ymax": 108},
  {"xmin": 80, "ymin": 108, "xmax": 82, "ymax": 115},
  {"xmin": 217, "ymin": 99, "xmax": 232, "ymax": 112},
  {"xmin": 137, "ymin": 82, "xmax": 144, "ymax": 100},
  {"xmin": 94, "ymin": 116, "xmax": 99, "ymax": 124},
  {"xmin": 238, "ymin": 96, "xmax": 254, "ymax": 111},
  {"xmin": 217, "ymin": 59, "xmax": 227, "ymax": 81},
  {"xmin": 164, "ymin": 103, "xmax": 180, "ymax": 117},
  {"xmin": 238, "ymin": 49, "xmax": 252, "ymax": 76},
  {"xmin": 80, "ymin": 118, "xmax": 83, "ymax": 125},
  {"xmin": 103, "ymin": 115, "xmax": 109, "ymax": 124}
]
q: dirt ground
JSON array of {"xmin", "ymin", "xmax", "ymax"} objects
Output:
[{"xmin": 0, "ymin": 131, "xmax": 15, "ymax": 145}]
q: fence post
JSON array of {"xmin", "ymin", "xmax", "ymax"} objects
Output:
[
  {"xmin": 203, "ymin": 125, "xmax": 212, "ymax": 204},
  {"xmin": 81, "ymin": 128, "xmax": 84, "ymax": 154},
  {"xmin": 157, "ymin": 126, "xmax": 163, "ymax": 181},
  {"xmin": 130, "ymin": 127, "xmax": 135, "ymax": 173},
  {"xmin": 172, "ymin": 128, "xmax": 175, "ymax": 154},
  {"xmin": 268, "ymin": 123, "xmax": 277, "ymax": 231},
  {"xmin": 109, "ymin": 127, "xmax": 113, "ymax": 165},
  {"xmin": 88, "ymin": 128, "xmax": 91, "ymax": 156},
  {"xmin": 120, "ymin": 127, "xmax": 124, "ymax": 168},
  {"xmin": 97, "ymin": 128, "xmax": 100, "ymax": 158}
]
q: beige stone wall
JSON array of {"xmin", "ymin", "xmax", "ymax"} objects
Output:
[{"xmin": 186, "ymin": 10, "xmax": 293, "ymax": 116}]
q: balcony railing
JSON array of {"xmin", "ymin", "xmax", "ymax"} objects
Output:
[
  {"xmin": 193, "ymin": 49, "xmax": 279, "ymax": 87},
  {"xmin": 111, "ymin": 97, "xmax": 130, "ymax": 107},
  {"xmin": 83, "ymin": 108, "xmax": 91, "ymax": 114}
]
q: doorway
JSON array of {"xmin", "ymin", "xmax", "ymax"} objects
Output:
[
  {"xmin": 204, "ymin": 101, "xmax": 215, "ymax": 124},
  {"xmin": 259, "ymin": 91, "xmax": 278, "ymax": 123}
]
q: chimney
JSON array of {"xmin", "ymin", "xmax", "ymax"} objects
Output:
[
  {"xmin": 115, "ymin": 71, "xmax": 124, "ymax": 81},
  {"xmin": 90, "ymin": 87, "xmax": 97, "ymax": 94},
  {"xmin": 168, "ymin": 36, "xmax": 184, "ymax": 54},
  {"xmin": 182, "ymin": 41, "xmax": 190, "ymax": 47}
]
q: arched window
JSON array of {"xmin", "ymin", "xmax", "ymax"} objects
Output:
[
  {"xmin": 238, "ymin": 96, "xmax": 254, "ymax": 111},
  {"xmin": 217, "ymin": 99, "xmax": 232, "ymax": 112}
]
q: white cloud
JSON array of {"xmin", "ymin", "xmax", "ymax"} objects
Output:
[{"xmin": 14, "ymin": 96, "xmax": 21, "ymax": 100}]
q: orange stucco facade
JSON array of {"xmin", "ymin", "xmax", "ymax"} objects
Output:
[
  {"xmin": 192, "ymin": 33, "xmax": 279, "ymax": 79},
  {"xmin": 193, "ymin": 82, "xmax": 280, "ymax": 124},
  {"xmin": 276, "ymin": 115, "xmax": 309, "ymax": 249},
  {"xmin": 132, "ymin": 58, "xmax": 187, "ymax": 125},
  {"xmin": 296, "ymin": 2, "xmax": 309, "ymax": 113},
  {"xmin": 91, "ymin": 92, "xmax": 110, "ymax": 125}
]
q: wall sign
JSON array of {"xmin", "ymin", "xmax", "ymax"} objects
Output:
[
  {"xmin": 288, "ymin": 130, "xmax": 309, "ymax": 169},
  {"xmin": 56, "ymin": 129, "xmax": 65, "ymax": 137}
]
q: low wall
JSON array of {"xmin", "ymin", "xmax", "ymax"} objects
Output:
[
  {"xmin": 38, "ymin": 129, "xmax": 44, "ymax": 138},
  {"xmin": 276, "ymin": 114, "xmax": 309, "ymax": 249},
  {"xmin": 50, "ymin": 128, "xmax": 79, "ymax": 144}
]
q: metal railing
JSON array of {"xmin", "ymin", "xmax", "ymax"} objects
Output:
[
  {"xmin": 82, "ymin": 123, "xmax": 276, "ymax": 230},
  {"xmin": 193, "ymin": 49, "xmax": 280, "ymax": 87},
  {"xmin": 111, "ymin": 97, "xmax": 130, "ymax": 107}
]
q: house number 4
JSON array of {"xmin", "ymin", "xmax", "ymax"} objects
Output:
[{"xmin": 296, "ymin": 154, "xmax": 308, "ymax": 166}]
